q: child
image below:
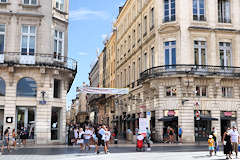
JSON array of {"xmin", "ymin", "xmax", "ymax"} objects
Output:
[{"xmin": 208, "ymin": 135, "xmax": 215, "ymax": 156}]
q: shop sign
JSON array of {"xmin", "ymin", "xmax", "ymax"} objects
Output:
[
  {"xmin": 224, "ymin": 112, "xmax": 232, "ymax": 117},
  {"xmin": 168, "ymin": 110, "xmax": 175, "ymax": 116},
  {"xmin": 6, "ymin": 117, "xmax": 13, "ymax": 123}
]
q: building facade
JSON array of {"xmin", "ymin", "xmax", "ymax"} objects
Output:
[
  {"xmin": 112, "ymin": 0, "xmax": 240, "ymax": 143},
  {"xmin": 0, "ymin": 0, "xmax": 77, "ymax": 144}
]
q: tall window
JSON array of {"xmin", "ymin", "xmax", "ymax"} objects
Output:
[
  {"xmin": 17, "ymin": 78, "xmax": 37, "ymax": 97},
  {"xmin": 0, "ymin": 24, "xmax": 5, "ymax": 54},
  {"xmin": 138, "ymin": 57, "xmax": 141, "ymax": 78},
  {"xmin": 164, "ymin": 41, "xmax": 176, "ymax": 68},
  {"xmin": 133, "ymin": 62, "xmax": 136, "ymax": 82},
  {"xmin": 194, "ymin": 41, "xmax": 206, "ymax": 65},
  {"xmin": 144, "ymin": 53, "xmax": 148, "ymax": 71},
  {"xmin": 132, "ymin": 29, "xmax": 136, "ymax": 47},
  {"xmin": 53, "ymin": 79, "xmax": 61, "ymax": 98},
  {"xmin": 124, "ymin": 69, "xmax": 127, "ymax": 87},
  {"xmin": 54, "ymin": 30, "xmax": 64, "ymax": 61},
  {"xmin": 219, "ymin": 42, "xmax": 231, "ymax": 67},
  {"xmin": 143, "ymin": 15, "xmax": 147, "ymax": 36},
  {"xmin": 193, "ymin": 0, "xmax": 205, "ymax": 21},
  {"xmin": 196, "ymin": 86, "xmax": 207, "ymax": 97},
  {"xmin": 222, "ymin": 87, "xmax": 233, "ymax": 98},
  {"xmin": 23, "ymin": 0, "xmax": 37, "ymax": 5},
  {"xmin": 128, "ymin": 66, "xmax": 131, "ymax": 85},
  {"xmin": 56, "ymin": 0, "xmax": 64, "ymax": 11},
  {"xmin": 164, "ymin": 0, "xmax": 176, "ymax": 22},
  {"xmin": 218, "ymin": 0, "xmax": 231, "ymax": 23},
  {"xmin": 21, "ymin": 25, "xmax": 36, "ymax": 55},
  {"xmin": 150, "ymin": 8, "xmax": 154, "ymax": 30},
  {"xmin": 151, "ymin": 47, "xmax": 155, "ymax": 67},
  {"xmin": 120, "ymin": 72, "xmax": 123, "ymax": 87},
  {"xmin": 138, "ymin": 23, "xmax": 141, "ymax": 42},
  {"xmin": 0, "ymin": 78, "xmax": 5, "ymax": 96}
]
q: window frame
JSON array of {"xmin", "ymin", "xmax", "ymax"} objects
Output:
[
  {"xmin": 193, "ymin": 0, "xmax": 205, "ymax": 21},
  {"xmin": 164, "ymin": 0, "xmax": 176, "ymax": 22},
  {"xmin": 16, "ymin": 78, "xmax": 37, "ymax": 97},
  {"xmin": 151, "ymin": 47, "xmax": 155, "ymax": 68},
  {"xmin": 54, "ymin": 30, "xmax": 64, "ymax": 61},
  {"xmin": 219, "ymin": 42, "xmax": 232, "ymax": 67},
  {"xmin": 21, "ymin": 25, "xmax": 36, "ymax": 55},
  {"xmin": 0, "ymin": 24, "xmax": 5, "ymax": 54},
  {"xmin": 150, "ymin": 7, "xmax": 154, "ymax": 30},
  {"xmin": 218, "ymin": 0, "xmax": 231, "ymax": 23},
  {"xmin": 222, "ymin": 87, "xmax": 233, "ymax": 98},
  {"xmin": 53, "ymin": 79, "xmax": 61, "ymax": 98},
  {"xmin": 166, "ymin": 86, "xmax": 177, "ymax": 97},
  {"xmin": 22, "ymin": 0, "xmax": 37, "ymax": 5},
  {"xmin": 56, "ymin": 0, "xmax": 64, "ymax": 11},
  {"xmin": 0, "ymin": 0, "xmax": 8, "ymax": 3},
  {"xmin": 196, "ymin": 86, "xmax": 207, "ymax": 97},
  {"xmin": 0, "ymin": 77, "xmax": 5, "ymax": 96},
  {"xmin": 194, "ymin": 40, "xmax": 207, "ymax": 66},
  {"xmin": 164, "ymin": 41, "xmax": 176, "ymax": 68}
]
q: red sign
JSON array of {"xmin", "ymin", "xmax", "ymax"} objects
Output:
[
  {"xmin": 139, "ymin": 106, "xmax": 146, "ymax": 108},
  {"xmin": 224, "ymin": 112, "xmax": 232, "ymax": 117},
  {"xmin": 196, "ymin": 111, "xmax": 200, "ymax": 120},
  {"xmin": 168, "ymin": 110, "xmax": 175, "ymax": 116}
]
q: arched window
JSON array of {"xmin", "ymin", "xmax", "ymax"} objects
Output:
[
  {"xmin": 17, "ymin": 78, "xmax": 37, "ymax": 97},
  {"xmin": 0, "ymin": 77, "xmax": 5, "ymax": 96}
]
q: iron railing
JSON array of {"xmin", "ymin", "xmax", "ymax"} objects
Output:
[
  {"xmin": 0, "ymin": 52, "xmax": 77, "ymax": 71},
  {"xmin": 140, "ymin": 64, "xmax": 240, "ymax": 81}
]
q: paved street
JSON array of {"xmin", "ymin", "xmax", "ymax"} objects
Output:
[{"xmin": 0, "ymin": 145, "xmax": 235, "ymax": 160}]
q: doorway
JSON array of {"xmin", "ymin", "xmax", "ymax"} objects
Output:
[
  {"xmin": 221, "ymin": 119, "xmax": 231, "ymax": 138},
  {"xmin": 163, "ymin": 118, "xmax": 178, "ymax": 142},
  {"xmin": 51, "ymin": 107, "xmax": 61, "ymax": 140}
]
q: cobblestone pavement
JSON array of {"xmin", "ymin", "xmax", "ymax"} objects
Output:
[{"xmin": 0, "ymin": 145, "xmax": 233, "ymax": 160}]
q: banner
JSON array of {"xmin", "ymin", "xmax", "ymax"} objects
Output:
[
  {"xmin": 139, "ymin": 118, "xmax": 150, "ymax": 135},
  {"xmin": 77, "ymin": 87, "xmax": 129, "ymax": 95}
]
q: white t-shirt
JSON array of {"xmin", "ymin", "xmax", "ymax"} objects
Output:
[
  {"xmin": 230, "ymin": 130, "xmax": 239, "ymax": 143},
  {"xmin": 74, "ymin": 129, "xmax": 79, "ymax": 139},
  {"xmin": 137, "ymin": 134, "xmax": 144, "ymax": 141},
  {"xmin": 105, "ymin": 131, "xmax": 111, "ymax": 141},
  {"xmin": 84, "ymin": 129, "xmax": 92, "ymax": 139},
  {"xmin": 78, "ymin": 131, "xmax": 85, "ymax": 139}
]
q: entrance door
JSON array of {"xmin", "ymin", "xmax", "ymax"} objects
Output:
[
  {"xmin": 51, "ymin": 107, "xmax": 61, "ymax": 140},
  {"xmin": 221, "ymin": 119, "xmax": 231, "ymax": 138},
  {"xmin": 163, "ymin": 118, "xmax": 178, "ymax": 142},
  {"xmin": 16, "ymin": 107, "xmax": 35, "ymax": 139}
]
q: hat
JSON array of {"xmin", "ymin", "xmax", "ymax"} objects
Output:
[{"xmin": 209, "ymin": 135, "xmax": 213, "ymax": 138}]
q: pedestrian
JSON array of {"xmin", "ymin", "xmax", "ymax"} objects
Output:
[
  {"xmin": 223, "ymin": 127, "xmax": 232, "ymax": 159},
  {"xmin": 12, "ymin": 128, "xmax": 17, "ymax": 150},
  {"xmin": 178, "ymin": 126, "xmax": 183, "ymax": 144},
  {"xmin": 73, "ymin": 127, "xmax": 78, "ymax": 145},
  {"xmin": 210, "ymin": 127, "xmax": 218, "ymax": 155},
  {"xmin": 96, "ymin": 125, "xmax": 107, "ymax": 154},
  {"xmin": 230, "ymin": 126, "xmax": 240, "ymax": 158},
  {"xmin": 169, "ymin": 127, "xmax": 175, "ymax": 144},
  {"xmin": 92, "ymin": 129, "xmax": 99, "ymax": 153},
  {"xmin": 78, "ymin": 128, "xmax": 85, "ymax": 150},
  {"xmin": 84, "ymin": 126, "xmax": 92, "ymax": 150},
  {"xmin": 1, "ymin": 128, "xmax": 10, "ymax": 153},
  {"xmin": 69, "ymin": 127, "xmax": 75, "ymax": 145},
  {"xmin": 146, "ymin": 127, "xmax": 151, "ymax": 151},
  {"xmin": 104, "ymin": 126, "xmax": 111, "ymax": 152},
  {"xmin": 208, "ymin": 135, "xmax": 214, "ymax": 157}
]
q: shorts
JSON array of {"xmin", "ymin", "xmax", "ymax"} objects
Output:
[
  {"xmin": 232, "ymin": 142, "xmax": 238, "ymax": 152},
  {"xmin": 84, "ymin": 139, "xmax": 89, "ymax": 144},
  {"xmin": 98, "ymin": 139, "xmax": 105, "ymax": 146},
  {"xmin": 209, "ymin": 146, "xmax": 214, "ymax": 151},
  {"xmin": 179, "ymin": 134, "xmax": 182, "ymax": 138}
]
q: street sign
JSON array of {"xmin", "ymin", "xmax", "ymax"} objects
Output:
[
  {"xmin": 196, "ymin": 111, "xmax": 200, "ymax": 120},
  {"xmin": 146, "ymin": 111, "xmax": 151, "ymax": 120}
]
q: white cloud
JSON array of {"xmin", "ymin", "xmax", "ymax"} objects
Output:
[
  {"xmin": 78, "ymin": 52, "xmax": 88, "ymax": 56},
  {"xmin": 70, "ymin": 8, "xmax": 109, "ymax": 21},
  {"xmin": 101, "ymin": 34, "xmax": 108, "ymax": 40}
]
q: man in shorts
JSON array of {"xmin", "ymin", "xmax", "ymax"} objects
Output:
[
  {"xmin": 96, "ymin": 126, "xmax": 107, "ymax": 154},
  {"xmin": 230, "ymin": 126, "xmax": 240, "ymax": 158},
  {"xmin": 84, "ymin": 127, "xmax": 92, "ymax": 150}
]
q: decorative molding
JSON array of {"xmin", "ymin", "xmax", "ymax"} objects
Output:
[{"xmin": 159, "ymin": 24, "xmax": 180, "ymax": 34}]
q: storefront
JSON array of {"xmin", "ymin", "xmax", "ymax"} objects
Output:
[
  {"xmin": 194, "ymin": 110, "xmax": 218, "ymax": 142},
  {"xmin": 159, "ymin": 110, "xmax": 179, "ymax": 141},
  {"xmin": 220, "ymin": 111, "xmax": 237, "ymax": 138}
]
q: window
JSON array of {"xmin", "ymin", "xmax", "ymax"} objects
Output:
[
  {"xmin": 23, "ymin": 0, "xmax": 37, "ymax": 5},
  {"xmin": 194, "ymin": 41, "xmax": 206, "ymax": 65},
  {"xmin": 0, "ymin": 78, "xmax": 5, "ymax": 96},
  {"xmin": 17, "ymin": 78, "xmax": 37, "ymax": 97},
  {"xmin": 56, "ymin": 0, "xmax": 64, "ymax": 11},
  {"xmin": 219, "ymin": 42, "xmax": 231, "ymax": 67},
  {"xmin": 138, "ymin": 23, "xmax": 141, "ymax": 42},
  {"xmin": 138, "ymin": 57, "xmax": 141, "ymax": 78},
  {"xmin": 0, "ymin": 0, "xmax": 7, "ymax": 3},
  {"xmin": 164, "ymin": 0, "xmax": 175, "ymax": 22},
  {"xmin": 144, "ymin": 53, "xmax": 148, "ymax": 71},
  {"xmin": 143, "ymin": 15, "xmax": 147, "ymax": 36},
  {"xmin": 151, "ymin": 47, "xmax": 155, "ymax": 68},
  {"xmin": 124, "ymin": 69, "xmax": 127, "ymax": 87},
  {"xmin": 0, "ymin": 24, "xmax": 5, "ymax": 54},
  {"xmin": 133, "ymin": 62, "xmax": 136, "ymax": 82},
  {"xmin": 137, "ymin": 0, "xmax": 142, "ymax": 13},
  {"xmin": 21, "ymin": 25, "xmax": 36, "ymax": 55},
  {"xmin": 166, "ymin": 86, "xmax": 177, "ymax": 96},
  {"xmin": 53, "ymin": 79, "xmax": 61, "ymax": 98},
  {"xmin": 196, "ymin": 86, "xmax": 207, "ymax": 96},
  {"xmin": 128, "ymin": 66, "xmax": 131, "ymax": 85},
  {"xmin": 222, "ymin": 87, "xmax": 233, "ymax": 98},
  {"xmin": 218, "ymin": 0, "xmax": 231, "ymax": 23},
  {"xmin": 164, "ymin": 41, "xmax": 176, "ymax": 68},
  {"xmin": 54, "ymin": 30, "xmax": 64, "ymax": 61},
  {"xmin": 132, "ymin": 29, "xmax": 136, "ymax": 48},
  {"xmin": 193, "ymin": 0, "xmax": 205, "ymax": 21},
  {"xmin": 150, "ymin": 8, "xmax": 154, "ymax": 29}
]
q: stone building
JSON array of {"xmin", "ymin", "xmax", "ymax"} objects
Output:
[
  {"xmin": 113, "ymin": 0, "xmax": 240, "ymax": 143},
  {"xmin": 0, "ymin": 0, "xmax": 77, "ymax": 144}
]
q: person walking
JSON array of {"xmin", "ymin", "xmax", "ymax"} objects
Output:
[
  {"xmin": 223, "ymin": 127, "xmax": 232, "ymax": 159},
  {"xmin": 230, "ymin": 126, "xmax": 240, "ymax": 159},
  {"xmin": 73, "ymin": 127, "xmax": 79, "ymax": 145},
  {"xmin": 208, "ymin": 135, "xmax": 214, "ymax": 157},
  {"xmin": 178, "ymin": 126, "xmax": 183, "ymax": 144},
  {"xmin": 84, "ymin": 126, "xmax": 92, "ymax": 151},
  {"xmin": 146, "ymin": 127, "xmax": 151, "ymax": 151},
  {"xmin": 78, "ymin": 128, "xmax": 85, "ymax": 151},
  {"xmin": 96, "ymin": 125, "xmax": 107, "ymax": 154},
  {"xmin": 12, "ymin": 128, "xmax": 17, "ymax": 150},
  {"xmin": 104, "ymin": 127, "xmax": 111, "ymax": 152},
  {"xmin": 211, "ymin": 127, "xmax": 218, "ymax": 155},
  {"xmin": 169, "ymin": 127, "xmax": 175, "ymax": 144},
  {"xmin": 1, "ymin": 129, "xmax": 10, "ymax": 153}
]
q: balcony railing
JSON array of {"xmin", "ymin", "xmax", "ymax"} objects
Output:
[
  {"xmin": 0, "ymin": 52, "xmax": 77, "ymax": 71},
  {"xmin": 140, "ymin": 65, "xmax": 240, "ymax": 82}
]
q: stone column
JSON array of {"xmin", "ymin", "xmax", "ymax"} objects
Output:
[
  {"xmin": 211, "ymin": 110, "xmax": 221, "ymax": 142},
  {"xmin": 155, "ymin": 108, "xmax": 163, "ymax": 141}
]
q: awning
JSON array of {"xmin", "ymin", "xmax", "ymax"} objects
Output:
[
  {"xmin": 158, "ymin": 116, "xmax": 178, "ymax": 122},
  {"xmin": 221, "ymin": 117, "xmax": 237, "ymax": 120},
  {"xmin": 198, "ymin": 116, "xmax": 218, "ymax": 121}
]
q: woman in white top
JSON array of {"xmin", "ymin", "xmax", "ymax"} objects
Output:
[
  {"xmin": 104, "ymin": 127, "xmax": 111, "ymax": 152},
  {"xmin": 74, "ymin": 127, "xmax": 79, "ymax": 144},
  {"xmin": 78, "ymin": 128, "xmax": 85, "ymax": 150}
]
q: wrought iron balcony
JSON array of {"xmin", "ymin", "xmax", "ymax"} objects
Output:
[
  {"xmin": 140, "ymin": 64, "xmax": 240, "ymax": 82},
  {"xmin": 0, "ymin": 52, "xmax": 77, "ymax": 71}
]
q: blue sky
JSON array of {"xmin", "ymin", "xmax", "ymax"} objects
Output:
[{"xmin": 67, "ymin": 0, "xmax": 126, "ymax": 108}]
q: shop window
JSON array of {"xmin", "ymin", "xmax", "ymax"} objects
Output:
[
  {"xmin": 222, "ymin": 87, "xmax": 233, "ymax": 98},
  {"xmin": 16, "ymin": 78, "xmax": 37, "ymax": 97},
  {"xmin": 196, "ymin": 86, "xmax": 207, "ymax": 97},
  {"xmin": 166, "ymin": 86, "xmax": 177, "ymax": 97},
  {"xmin": 51, "ymin": 107, "xmax": 61, "ymax": 140},
  {"xmin": 53, "ymin": 79, "xmax": 61, "ymax": 98},
  {"xmin": 0, "ymin": 77, "xmax": 5, "ymax": 96}
]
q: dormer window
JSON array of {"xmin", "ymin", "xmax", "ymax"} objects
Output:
[
  {"xmin": 56, "ymin": 0, "xmax": 64, "ymax": 11},
  {"xmin": 23, "ymin": 0, "xmax": 37, "ymax": 5}
]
